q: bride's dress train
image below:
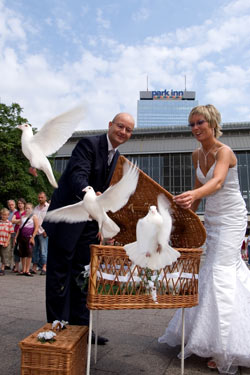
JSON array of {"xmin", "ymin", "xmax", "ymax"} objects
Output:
[{"xmin": 159, "ymin": 163, "xmax": 250, "ymax": 374}]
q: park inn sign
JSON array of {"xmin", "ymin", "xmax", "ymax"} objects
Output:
[
  {"xmin": 152, "ymin": 89, "xmax": 184, "ymax": 99},
  {"xmin": 139, "ymin": 90, "xmax": 196, "ymax": 100}
]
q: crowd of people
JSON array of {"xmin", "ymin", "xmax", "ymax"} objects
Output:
[{"xmin": 0, "ymin": 192, "xmax": 49, "ymax": 277}]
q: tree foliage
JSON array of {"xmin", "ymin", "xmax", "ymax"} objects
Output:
[{"xmin": 0, "ymin": 103, "xmax": 58, "ymax": 207}]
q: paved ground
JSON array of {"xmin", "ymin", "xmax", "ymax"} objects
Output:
[{"xmin": 1, "ymin": 267, "xmax": 250, "ymax": 375}]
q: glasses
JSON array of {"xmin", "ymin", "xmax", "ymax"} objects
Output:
[
  {"xmin": 188, "ymin": 120, "xmax": 207, "ymax": 127},
  {"xmin": 112, "ymin": 122, "xmax": 133, "ymax": 134}
]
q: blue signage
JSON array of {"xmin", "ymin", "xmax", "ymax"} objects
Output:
[{"xmin": 152, "ymin": 89, "xmax": 184, "ymax": 99}]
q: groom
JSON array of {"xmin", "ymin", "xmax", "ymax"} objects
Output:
[{"xmin": 44, "ymin": 113, "xmax": 135, "ymax": 344}]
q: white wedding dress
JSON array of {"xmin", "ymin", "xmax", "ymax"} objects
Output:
[{"xmin": 159, "ymin": 159, "xmax": 250, "ymax": 374}]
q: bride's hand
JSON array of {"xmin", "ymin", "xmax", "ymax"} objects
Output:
[{"xmin": 173, "ymin": 190, "xmax": 197, "ymax": 209}]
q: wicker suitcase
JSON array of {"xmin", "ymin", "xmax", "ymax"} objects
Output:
[{"xmin": 19, "ymin": 324, "xmax": 88, "ymax": 375}]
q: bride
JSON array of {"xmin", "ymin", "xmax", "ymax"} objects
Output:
[{"xmin": 158, "ymin": 104, "xmax": 250, "ymax": 374}]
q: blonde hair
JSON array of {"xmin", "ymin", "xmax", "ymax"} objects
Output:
[
  {"xmin": 189, "ymin": 104, "xmax": 223, "ymax": 138},
  {"xmin": 25, "ymin": 203, "xmax": 33, "ymax": 209},
  {"xmin": 1, "ymin": 208, "xmax": 9, "ymax": 216}
]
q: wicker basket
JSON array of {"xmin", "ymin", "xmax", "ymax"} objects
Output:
[
  {"xmin": 87, "ymin": 245, "xmax": 202, "ymax": 310},
  {"xmin": 108, "ymin": 155, "xmax": 206, "ymax": 248},
  {"xmin": 19, "ymin": 324, "xmax": 88, "ymax": 375},
  {"xmin": 87, "ymin": 156, "xmax": 205, "ymax": 311}
]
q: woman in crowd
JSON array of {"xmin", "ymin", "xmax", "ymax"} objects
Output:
[
  {"xmin": 15, "ymin": 203, "xmax": 38, "ymax": 276},
  {"xmin": 12, "ymin": 198, "xmax": 26, "ymax": 273},
  {"xmin": 159, "ymin": 104, "xmax": 250, "ymax": 374}
]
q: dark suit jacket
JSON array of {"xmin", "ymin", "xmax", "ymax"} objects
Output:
[{"xmin": 44, "ymin": 133, "xmax": 120, "ymax": 251}]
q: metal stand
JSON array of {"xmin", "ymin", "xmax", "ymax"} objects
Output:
[
  {"xmin": 94, "ymin": 310, "xmax": 99, "ymax": 364},
  {"xmin": 86, "ymin": 309, "xmax": 185, "ymax": 375},
  {"xmin": 86, "ymin": 310, "xmax": 93, "ymax": 375},
  {"xmin": 181, "ymin": 308, "xmax": 185, "ymax": 375}
]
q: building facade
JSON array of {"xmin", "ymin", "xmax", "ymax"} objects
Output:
[
  {"xmin": 137, "ymin": 89, "xmax": 199, "ymax": 127},
  {"xmin": 54, "ymin": 122, "xmax": 250, "ymax": 220}
]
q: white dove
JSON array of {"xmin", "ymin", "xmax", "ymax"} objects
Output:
[
  {"xmin": 45, "ymin": 160, "xmax": 139, "ymax": 239},
  {"xmin": 17, "ymin": 105, "xmax": 86, "ymax": 188},
  {"xmin": 124, "ymin": 194, "xmax": 180, "ymax": 270}
]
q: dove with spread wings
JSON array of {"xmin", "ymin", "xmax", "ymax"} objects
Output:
[
  {"xmin": 17, "ymin": 105, "xmax": 86, "ymax": 188},
  {"xmin": 45, "ymin": 160, "xmax": 139, "ymax": 239},
  {"xmin": 124, "ymin": 194, "xmax": 180, "ymax": 270}
]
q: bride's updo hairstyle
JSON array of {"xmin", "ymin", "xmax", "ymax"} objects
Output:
[{"xmin": 188, "ymin": 104, "xmax": 223, "ymax": 139}]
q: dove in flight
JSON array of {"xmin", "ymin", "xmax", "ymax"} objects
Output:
[
  {"xmin": 17, "ymin": 105, "xmax": 86, "ymax": 188},
  {"xmin": 45, "ymin": 160, "xmax": 139, "ymax": 239},
  {"xmin": 124, "ymin": 194, "xmax": 180, "ymax": 270}
]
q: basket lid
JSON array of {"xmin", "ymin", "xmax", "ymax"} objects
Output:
[
  {"xmin": 19, "ymin": 324, "xmax": 88, "ymax": 350},
  {"xmin": 108, "ymin": 155, "xmax": 206, "ymax": 248}
]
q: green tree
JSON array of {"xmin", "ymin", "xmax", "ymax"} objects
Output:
[{"xmin": 0, "ymin": 102, "xmax": 58, "ymax": 207}]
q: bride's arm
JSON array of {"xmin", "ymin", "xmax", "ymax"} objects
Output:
[
  {"xmin": 174, "ymin": 147, "xmax": 234, "ymax": 210},
  {"xmin": 190, "ymin": 178, "xmax": 202, "ymax": 212}
]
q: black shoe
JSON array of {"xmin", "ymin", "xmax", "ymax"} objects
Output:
[
  {"xmin": 91, "ymin": 331, "xmax": 109, "ymax": 345},
  {"xmin": 24, "ymin": 272, "xmax": 33, "ymax": 277}
]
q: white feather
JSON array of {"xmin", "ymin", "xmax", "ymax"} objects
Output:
[
  {"xmin": 31, "ymin": 104, "xmax": 86, "ymax": 156},
  {"xmin": 124, "ymin": 194, "xmax": 180, "ymax": 270},
  {"xmin": 97, "ymin": 160, "xmax": 139, "ymax": 212},
  {"xmin": 45, "ymin": 200, "xmax": 91, "ymax": 223}
]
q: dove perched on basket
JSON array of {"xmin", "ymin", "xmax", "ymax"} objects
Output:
[
  {"xmin": 45, "ymin": 160, "xmax": 139, "ymax": 240},
  {"xmin": 124, "ymin": 194, "xmax": 180, "ymax": 270},
  {"xmin": 17, "ymin": 105, "xmax": 86, "ymax": 188}
]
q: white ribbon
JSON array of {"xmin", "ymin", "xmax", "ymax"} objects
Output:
[{"xmin": 96, "ymin": 270, "xmax": 198, "ymax": 282}]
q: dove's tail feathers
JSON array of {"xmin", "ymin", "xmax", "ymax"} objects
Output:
[
  {"xmin": 45, "ymin": 171, "xmax": 58, "ymax": 188},
  {"xmin": 146, "ymin": 245, "xmax": 180, "ymax": 270},
  {"xmin": 124, "ymin": 242, "xmax": 148, "ymax": 268},
  {"xmin": 101, "ymin": 216, "xmax": 120, "ymax": 239},
  {"xmin": 125, "ymin": 242, "xmax": 180, "ymax": 271},
  {"xmin": 161, "ymin": 244, "xmax": 180, "ymax": 266},
  {"xmin": 41, "ymin": 164, "xmax": 58, "ymax": 188},
  {"xmin": 124, "ymin": 241, "xmax": 137, "ymax": 254}
]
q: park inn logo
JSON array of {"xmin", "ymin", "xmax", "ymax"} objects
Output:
[{"xmin": 152, "ymin": 89, "xmax": 184, "ymax": 99}]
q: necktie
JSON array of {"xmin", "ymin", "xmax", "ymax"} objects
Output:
[{"xmin": 108, "ymin": 149, "xmax": 115, "ymax": 166}]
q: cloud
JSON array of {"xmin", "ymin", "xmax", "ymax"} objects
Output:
[
  {"xmin": 81, "ymin": 4, "xmax": 89, "ymax": 17},
  {"xmin": 132, "ymin": 7, "xmax": 150, "ymax": 22},
  {"xmin": 204, "ymin": 65, "xmax": 250, "ymax": 121},
  {"xmin": 0, "ymin": 1, "xmax": 26, "ymax": 50},
  {"xmin": 224, "ymin": 0, "xmax": 250, "ymax": 16},
  {"xmin": 1, "ymin": 0, "xmax": 250, "ymax": 131},
  {"xmin": 55, "ymin": 17, "xmax": 72, "ymax": 33},
  {"xmin": 197, "ymin": 61, "xmax": 216, "ymax": 72},
  {"xmin": 96, "ymin": 8, "xmax": 110, "ymax": 29}
]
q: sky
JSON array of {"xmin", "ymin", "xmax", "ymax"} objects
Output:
[{"xmin": 1, "ymin": 0, "xmax": 250, "ymax": 131}]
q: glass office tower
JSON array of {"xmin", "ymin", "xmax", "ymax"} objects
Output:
[{"xmin": 137, "ymin": 90, "xmax": 198, "ymax": 127}]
